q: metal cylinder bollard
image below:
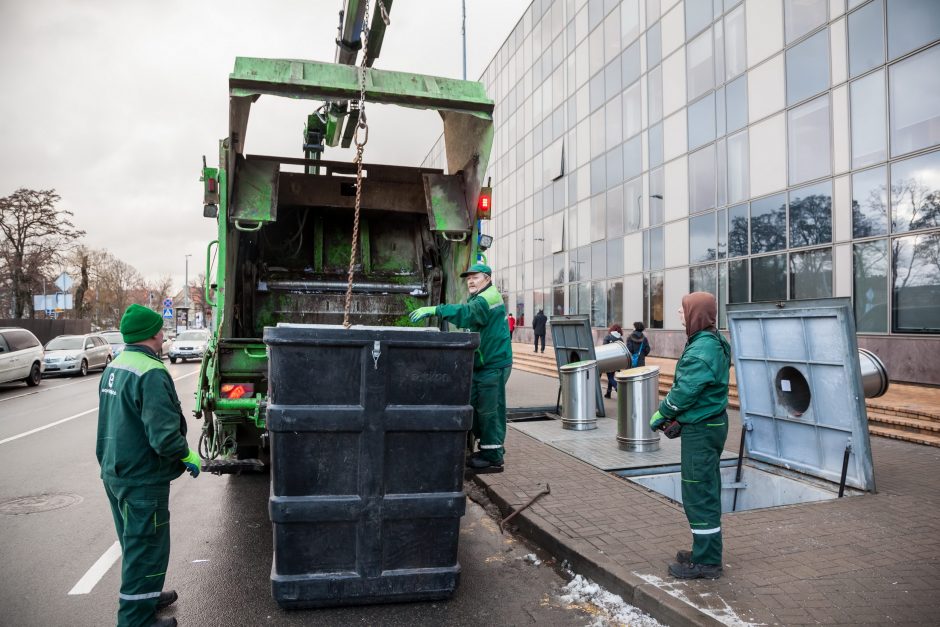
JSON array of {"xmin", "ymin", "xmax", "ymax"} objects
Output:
[
  {"xmin": 857, "ymin": 348, "xmax": 889, "ymax": 398},
  {"xmin": 615, "ymin": 365, "xmax": 661, "ymax": 452},
  {"xmin": 593, "ymin": 340, "xmax": 630, "ymax": 372},
  {"xmin": 560, "ymin": 360, "xmax": 598, "ymax": 430}
]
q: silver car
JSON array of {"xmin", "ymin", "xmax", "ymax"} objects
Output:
[
  {"xmin": 99, "ymin": 330, "xmax": 125, "ymax": 358},
  {"xmin": 168, "ymin": 329, "xmax": 209, "ymax": 363},
  {"xmin": 43, "ymin": 334, "xmax": 113, "ymax": 377}
]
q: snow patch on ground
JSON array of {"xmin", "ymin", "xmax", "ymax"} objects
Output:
[
  {"xmin": 519, "ymin": 553, "xmax": 542, "ymax": 566},
  {"xmin": 558, "ymin": 574, "xmax": 664, "ymax": 627},
  {"xmin": 633, "ymin": 572, "xmax": 764, "ymax": 627}
]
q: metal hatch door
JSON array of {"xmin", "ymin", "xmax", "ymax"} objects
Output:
[{"xmin": 726, "ymin": 298, "xmax": 876, "ymax": 492}]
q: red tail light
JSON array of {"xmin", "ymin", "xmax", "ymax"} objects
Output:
[
  {"xmin": 220, "ymin": 383, "xmax": 254, "ymax": 399},
  {"xmin": 477, "ymin": 187, "xmax": 492, "ymax": 219}
]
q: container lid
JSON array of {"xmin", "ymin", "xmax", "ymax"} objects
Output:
[
  {"xmin": 726, "ymin": 299, "xmax": 875, "ymax": 492},
  {"xmin": 614, "ymin": 365, "xmax": 660, "ymax": 381},
  {"xmin": 560, "ymin": 359, "xmax": 597, "ymax": 372}
]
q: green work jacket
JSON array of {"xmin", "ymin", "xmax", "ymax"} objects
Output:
[
  {"xmin": 96, "ymin": 345, "xmax": 188, "ymax": 487},
  {"xmin": 436, "ymin": 283, "xmax": 513, "ymax": 371},
  {"xmin": 659, "ymin": 329, "xmax": 731, "ymax": 424}
]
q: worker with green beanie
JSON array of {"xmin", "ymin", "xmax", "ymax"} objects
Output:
[
  {"xmin": 97, "ymin": 303, "xmax": 199, "ymax": 627},
  {"xmin": 650, "ymin": 292, "xmax": 731, "ymax": 580},
  {"xmin": 410, "ymin": 263, "xmax": 513, "ymax": 472}
]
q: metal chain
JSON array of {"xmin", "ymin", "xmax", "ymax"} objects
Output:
[{"xmin": 342, "ymin": 0, "xmax": 372, "ymax": 328}]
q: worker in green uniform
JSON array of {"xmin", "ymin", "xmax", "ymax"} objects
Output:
[
  {"xmin": 96, "ymin": 304, "xmax": 201, "ymax": 627},
  {"xmin": 410, "ymin": 263, "xmax": 513, "ymax": 472},
  {"xmin": 650, "ymin": 292, "xmax": 731, "ymax": 579}
]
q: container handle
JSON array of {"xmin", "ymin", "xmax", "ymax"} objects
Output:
[{"xmin": 371, "ymin": 341, "xmax": 381, "ymax": 370}]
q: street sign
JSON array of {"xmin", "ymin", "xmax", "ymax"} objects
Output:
[
  {"xmin": 54, "ymin": 272, "xmax": 73, "ymax": 292},
  {"xmin": 163, "ymin": 307, "xmax": 174, "ymax": 319},
  {"xmin": 164, "ymin": 298, "xmax": 173, "ymax": 308}
]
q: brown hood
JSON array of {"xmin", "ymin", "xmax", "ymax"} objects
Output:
[{"xmin": 682, "ymin": 292, "xmax": 717, "ymax": 337}]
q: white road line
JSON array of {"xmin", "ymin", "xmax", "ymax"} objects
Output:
[
  {"xmin": 0, "ymin": 376, "xmax": 100, "ymax": 403},
  {"xmin": 68, "ymin": 541, "xmax": 122, "ymax": 595},
  {"xmin": 0, "ymin": 370, "xmax": 199, "ymax": 446}
]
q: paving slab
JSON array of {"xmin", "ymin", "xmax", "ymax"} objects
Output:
[{"xmin": 473, "ymin": 369, "xmax": 940, "ymax": 626}]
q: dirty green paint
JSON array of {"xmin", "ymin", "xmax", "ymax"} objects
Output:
[
  {"xmin": 360, "ymin": 219, "xmax": 371, "ymax": 273},
  {"xmin": 231, "ymin": 158, "xmax": 278, "ymax": 223},
  {"xmin": 313, "ymin": 216, "xmax": 324, "ymax": 272}
]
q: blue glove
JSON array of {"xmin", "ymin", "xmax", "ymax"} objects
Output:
[
  {"xmin": 181, "ymin": 448, "xmax": 201, "ymax": 478},
  {"xmin": 649, "ymin": 410, "xmax": 667, "ymax": 431},
  {"xmin": 409, "ymin": 306, "xmax": 437, "ymax": 323}
]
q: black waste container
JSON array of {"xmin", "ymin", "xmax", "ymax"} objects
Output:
[{"xmin": 264, "ymin": 324, "xmax": 478, "ymax": 608}]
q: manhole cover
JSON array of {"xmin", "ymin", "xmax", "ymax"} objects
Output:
[{"xmin": 0, "ymin": 493, "xmax": 84, "ymax": 515}]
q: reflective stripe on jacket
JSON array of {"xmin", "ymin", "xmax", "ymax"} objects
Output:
[{"xmin": 436, "ymin": 283, "xmax": 513, "ymax": 371}]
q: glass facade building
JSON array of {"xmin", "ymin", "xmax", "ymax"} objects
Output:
[{"xmin": 423, "ymin": 0, "xmax": 940, "ymax": 379}]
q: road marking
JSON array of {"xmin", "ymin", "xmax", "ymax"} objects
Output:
[
  {"xmin": 68, "ymin": 541, "xmax": 121, "ymax": 595},
  {"xmin": 0, "ymin": 376, "xmax": 101, "ymax": 404},
  {"xmin": 0, "ymin": 370, "xmax": 199, "ymax": 446}
]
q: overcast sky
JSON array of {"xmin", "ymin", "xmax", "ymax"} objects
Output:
[{"xmin": 0, "ymin": 0, "xmax": 527, "ymax": 291}]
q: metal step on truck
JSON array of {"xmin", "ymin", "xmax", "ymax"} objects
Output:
[{"xmin": 194, "ymin": 0, "xmax": 495, "ymax": 608}]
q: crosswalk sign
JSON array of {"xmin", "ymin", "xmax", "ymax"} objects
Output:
[{"xmin": 163, "ymin": 307, "xmax": 174, "ymax": 319}]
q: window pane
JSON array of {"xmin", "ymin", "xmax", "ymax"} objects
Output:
[
  {"xmin": 643, "ymin": 271, "xmax": 650, "ymax": 325},
  {"xmin": 893, "ymin": 232, "xmax": 940, "ymax": 332},
  {"xmin": 717, "ymin": 138, "xmax": 728, "ymax": 207},
  {"xmin": 649, "ymin": 226, "xmax": 664, "ymax": 270},
  {"xmin": 621, "ymin": 41, "xmax": 642, "ymax": 87},
  {"xmin": 649, "ymin": 168, "xmax": 665, "ymax": 225},
  {"xmin": 606, "ymin": 145, "xmax": 624, "ymax": 187},
  {"xmin": 789, "ymin": 180, "xmax": 833, "ymax": 248},
  {"xmin": 718, "ymin": 262, "xmax": 728, "ymax": 327},
  {"xmin": 850, "ymin": 69, "xmax": 887, "ymax": 169},
  {"xmin": 889, "ymin": 45, "xmax": 940, "ymax": 157},
  {"xmin": 608, "ymin": 279, "xmax": 624, "ymax": 327},
  {"xmin": 643, "ymin": 229, "xmax": 650, "ymax": 271},
  {"xmin": 553, "ymin": 286, "xmax": 565, "ymax": 315},
  {"xmin": 785, "ymin": 0, "xmax": 829, "ymax": 43},
  {"xmin": 728, "ymin": 203, "xmax": 750, "ymax": 256},
  {"xmin": 623, "ymin": 134, "xmax": 643, "ymax": 179},
  {"xmin": 648, "ymin": 65, "xmax": 664, "ymax": 124},
  {"xmin": 650, "ymin": 271, "xmax": 664, "ymax": 328},
  {"xmin": 790, "ymin": 248, "xmax": 833, "ymax": 299},
  {"xmin": 591, "ymin": 156, "xmax": 607, "ymax": 194},
  {"xmin": 689, "ymin": 145, "xmax": 717, "ymax": 213},
  {"xmin": 605, "ymin": 6, "xmax": 621, "ymax": 63},
  {"xmin": 623, "ymin": 81, "xmax": 642, "ymax": 138},
  {"xmin": 647, "ymin": 21, "xmax": 662, "ymax": 67},
  {"xmin": 591, "ymin": 241, "xmax": 607, "ymax": 279},
  {"xmin": 727, "ymin": 130, "xmax": 749, "ymax": 203},
  {"xmin": 751, "ymin": 253, "xmax": 788, "ymax": 301},
  {"xmin": 687, "ymin": 0, "xmax": 714, "ymax": 38},
  {"xmin": 690, "ymin": 264, "xmax": 719, "ymax": 297},
  {"xmin": 853, "ymin": 239, "xmax": 889, "ymax": 332},
  {"xmin": 579, "ymin": 281, "xmax": 591, "ymax": 315},
  {"xmin": 716, "ymin": 86, "xmax": 727, "ymax": 137},
  {"xmin": 607, "ymin": 237, "xmax": 624, "ymax": 277},
  {"xmin": 606, "ymin": 95, "xmax": 622, "ymax": 150},
  {"xmin": 717, "ymin": 207, "xmax": 728, "ymax": 258},
  {"xmin": 725, "ymin": 5, "xmax": 747, "ymax": 80},
  {"xmin": 891, "ymin": 149, "xmax": 940, "ymax": 234},
  {"xmin": 786, "ymin": 30, "xmax": 830, "ymax": 106},
  {"xmin": 688, "ymin": 93, "xmax": 717, "ymax": 149},
  {"xmin": 848, "ymin": 0, "xmax": 885, "ymax": 78},
  {"xmin": 687, "ymin": 28, "xmax": 715, "ymax": 101},
  {"xmin": 622, "ymin": 0, "xmax": 640, "ymax": 43},
  {"xmin": 649, "ymin": 122, "xmax": 664, "ymax": 168},
  {"xmin": 887, "ymin": 0, "xmax": 940, "ymax": 60},
  {"xmin": 591, "ymin": 195, "xmax": 606, "ymax": 241},
  {"xmin": 715, "ymin": 20, "xmax": 726, "ymax": 84},
  {"xmin": 853, "ymin": 165, "xmax": 889, "ymax": 237},
  {"xmin": 607, "ymin": 185, "xmax": 624, "ymax": 237},
  {"xmin": 554, "ymin": 252, "xmax": 566, "ymax": 284},
  {"xmin": 624, "ymin": 176, "xmax": 643, "ymax": 231},
  {"xmin": 751, "ymin": 193, "xmax": 788, "ymax": 253},
  {"xmin": 788, "ymin": 95, "xmax": 832, "ymax": 185},
  {"xmin": 729, "ymin": 258, "xmax": 749, "ymax": 302},
  {"xmin": 690, "ymin": 212, "xmax": 718, "ymax": 262}
]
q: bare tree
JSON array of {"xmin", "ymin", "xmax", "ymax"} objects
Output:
[{"xmin": 0, "ymin": 189, "xmax": 85, "ymax": 318}]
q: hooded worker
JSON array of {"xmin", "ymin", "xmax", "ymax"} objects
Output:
[
  {"xmin": 97, "ymin": 304, "xmax": 201, "ymax": 627},
  {"xmin": 650, "ymin": 292, "xmax": 731, "ymax": 579},
  {"xmin": 409, "ymin": 264, "xmax": 513, "ymax": 472}
]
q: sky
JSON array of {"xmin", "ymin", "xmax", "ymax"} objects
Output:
[{"xmin": 0, "ymin": 0, "xmax": 528, "ymax": 291}]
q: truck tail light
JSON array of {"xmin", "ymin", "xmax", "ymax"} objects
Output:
[
  {"xmin": 220, "ymin": 383, "xmax": 254, "ymax": 399},
  {"xmin": 477, "ymin": 187, "xmax": 492, "ymax": 220}
]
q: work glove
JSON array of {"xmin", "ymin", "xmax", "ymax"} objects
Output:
[
  {"xmin": 409, "ymin": 306, "xmax": 437, "ymax": 323},
  {"xmin": 181, "ymin": 448, "xmax": 201, "ymax": 478},
  {"xmin": 650, "ymin": 410, "xmax": 682, "ymax": 439},
  {"xmin": 649, "ymin": 410, "xmax": 667, "ymax": 431}
]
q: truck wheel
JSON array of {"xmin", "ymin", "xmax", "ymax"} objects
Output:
[
  {"xmin": 78, "ymin": 360, "xmax": 88, "ymax": 377},
  {"xmin": 170, "ymin": 357, "xmax": 177, "ymax": 364},
  {"xmin": 25, "ymin": 363, "xmax": 42, "ymax": 387}
]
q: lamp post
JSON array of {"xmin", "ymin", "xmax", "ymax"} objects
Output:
[{"xmin": 184, "ymin": 254, "xmax": 192, "ymax": 329}]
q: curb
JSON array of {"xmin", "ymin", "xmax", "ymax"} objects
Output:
[{"xmin": 468, "ymin": 473, "xmax": 724, "ymax": 627}]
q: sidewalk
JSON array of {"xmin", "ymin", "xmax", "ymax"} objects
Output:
[{"xmin": 470, "ymin": 368, "xmax": 940, "ymax": 626}]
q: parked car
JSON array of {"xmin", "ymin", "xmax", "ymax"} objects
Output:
[
  {"xmin": 168, "ymin": 329, "xmax": 210, "ymax": 363},
  {"xmin": 99, "ymin": 330, "xmax": 125, "ymax": 357},
  {"xmin": 44, "ymin": 333, "xmax": 113, "ymax": 377},
  {"xmin": 0, "ymin": 327, "xmax": 45, "ymax": 387}
]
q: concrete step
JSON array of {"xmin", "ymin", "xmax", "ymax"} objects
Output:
[
  {"xmin": 867, "ymin": 424, "xmax": 940, "ymax": 448},
  {"xmin": 867, "ymin": 412, "xmax": 940, "ymax": 435}
]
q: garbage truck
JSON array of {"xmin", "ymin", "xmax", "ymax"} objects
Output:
[{"xmin": 192, "ymin": 0, "xmax": 495, "ymax": 606}]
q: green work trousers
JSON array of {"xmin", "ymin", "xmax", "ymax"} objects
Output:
[
  {"xmin": 470, "ymin": 366, "xmax": 511, "ymax": 462},
  {"xmin": 104, "ymin": 481, "xmax": 171, "ymax": 627},
  {"xmin": 679, "ymin": 413, "xmax": 729, "ymax": 566}
]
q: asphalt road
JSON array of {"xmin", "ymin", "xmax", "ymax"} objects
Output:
[{"xmin": 0, "ymin": 363, "xmax": 597, "ymax": 626}]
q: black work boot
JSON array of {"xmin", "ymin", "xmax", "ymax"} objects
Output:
[
  {"xmin": 156, "ymin": 590, "xmax": 178, "ymax": 611},
  {"xmin": 466, "ymin": 455, "xmax": 504, "ymax": 473},
  {"xmin": 676, "ymin": 549, "xmax": 691, "ymax": 564},
  {"xmin": 150, "ymin": 617, "xmax": 177, "ymax": 627},
  {"xmin": 668, "ymin": 561, "xmax": 722, "ymax": 579}
]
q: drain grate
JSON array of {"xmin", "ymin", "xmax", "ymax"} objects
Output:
[{"xmin": 0, "ymin": 493, "xmax": 83, "ymax": 515}]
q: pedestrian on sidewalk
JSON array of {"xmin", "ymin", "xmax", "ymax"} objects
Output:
[
  {"xmin": 602, "ymin": 324, "xmax": 623, "ymax": 398},
  {"xmin": 532, "ymin": 309, "xmax": 548, "ymax": 353},
  {"xmin": 97, "ymin": 304, "xmax": 201, "ymax": 627},
  {"xmin": 507, "ymin": 313, "xmax": 516, "ymax": 338},
  {"xmin": 409, "ymin": 264, "xmax": 513, "ymax": 473},
  {"xmin": 650, "ymin": 292, "xmax": 731, "ymax": 580},
  {"xmin": 626, "ymin": 321, "xmax": 651, "ymax": 367}
]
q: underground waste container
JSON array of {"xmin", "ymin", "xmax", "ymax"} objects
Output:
[
  {"xmin": 615, "ymin": 365, "xmax": 661, "ymax": 452},
  {"xmin": 560, "ymin": 359, "xmax": 598, "ymax": 430},
  {"xmin": 264, "ymin": 324, "xmax": 478, "ymax": 608}
]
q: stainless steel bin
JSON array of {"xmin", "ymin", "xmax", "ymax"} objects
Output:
[
  {"xmin": 593, "ymin": 340, "xmax": 630, "ymax": 372},
  {"xmin": 615, "ymin": 366, "xmax": 661, "ymax": 452},
  {"xmin": 560, "ymin": 359, "xmax": 597, "ymax": 430}
]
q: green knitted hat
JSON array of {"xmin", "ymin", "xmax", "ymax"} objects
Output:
[{"xmin": 120, "ymin": 304, "xmax": 164, "ymax": 344}]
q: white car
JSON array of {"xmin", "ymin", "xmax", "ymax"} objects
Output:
[
  {"xmin": 0, "ymin": 327, "xmax": 45, "ymax": 387},
  {"xmin": 44, "ymin": 334, "xmax": 113, "ymax": 377},
  {"xmin": 168, "ymin": 329, "xmax": 210, "ymax": 363},
  {"xmin": 99, "ymin": 330, "xmax": 125, "ymax": 357}
]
